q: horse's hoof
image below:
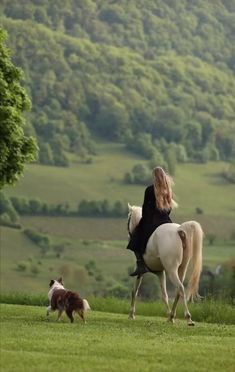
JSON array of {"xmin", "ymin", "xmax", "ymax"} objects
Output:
[
  {"xmin": 188, "ymin": 321, "xmax": 195, "ymax": 326},
  {"xmin": 129, "ymin": 315, "xmax": 135, "ymax": 320},
  {"xmin": 167, "ymin": 317, "xmax": 175, "ymax": 324}
]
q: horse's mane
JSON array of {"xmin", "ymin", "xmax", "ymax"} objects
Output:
[
  {"xmin": 128, "ymin": 203, "xmax": 142, "ymax": 216},
  {"xmin": 127, "ymin": 203, "xmax": 142, "ymax": 234}
]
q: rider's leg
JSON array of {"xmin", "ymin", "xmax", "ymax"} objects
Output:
[{"xmin": 130, "ymin": 251, "xmax": 148, "ymax": 277}]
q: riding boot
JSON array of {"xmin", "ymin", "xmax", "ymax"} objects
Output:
[{"xmin": 130, "ymin": 255, "xmax": 148, "ymax": 277}]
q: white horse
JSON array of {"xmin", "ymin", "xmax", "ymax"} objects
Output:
[{"xmin": 127, "ymin": 203, "xmax": 203, "ymax": 326}]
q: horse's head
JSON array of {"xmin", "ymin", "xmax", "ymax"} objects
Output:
[{"xmin": 127, "ymin": 203, "xmax": 142, "ymax": 236}]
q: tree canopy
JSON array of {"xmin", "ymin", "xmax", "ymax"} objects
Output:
[
  {"xmin": 0, "ymin": 28, "xmax": 37, "ymax": 188},
  {"xmin": 1, "ymin": 0, "xmax": 235, "ymax": 166}
]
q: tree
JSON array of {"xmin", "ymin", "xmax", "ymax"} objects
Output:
[
  {"xmin": 222, "ymin": 161, "xmax": 235, "ymax": 183},
  {"xmin": 1, "ymin": 4, "xmax": 235, "ymax": 165},
  {"xmin": 38, "ymin": 142, "xmax": 54, "ymax": 165},
  {"xmin": 0, "ymin": 191, "xmax": 19, "ymax": 224},
  {"xmin": 165, "ymin": 147, "xmax": 177, "ymax": 175},
  {"xmin": 0, "ymin": 28, "xmax": 37, "ymax": 189}
]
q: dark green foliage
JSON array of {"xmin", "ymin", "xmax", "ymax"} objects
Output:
[
  {"xmin": 231, "ymin": 230, "xmax": 235, "ymax": 241},
  {"xmin": 84, "ymin": 260, "xmax": 104, "ymax": 285},
  {"xmin": 0, "ymin": 192, "xmax": 19, "ymax": 224},
  {"xmin": 207, "ymin": 234, "xmax": 217, "ymax": 246},
  {"xmin": 222, "ymin": 161, "xmax": 235, "ymax": 183},
  {"xmin": 38, "ymin": 142, "xmax": 54, "ymax": 165},
  {"xmin": 200, "ymin": 260, "xmax": 235, "ymax": 301},
  {"xmin": 138, "ymin": 273, "xmax": 160, "ymax": 301},
  {"xmin": 3, "ymin": 0, "xmax": 235, "ymax": 73},
  {"xmin": 78, "ymin": 199, "xmax": 127, "ymax": 217},
  {"xmin": 30, "ymin": 264, "xmax": 40, "ymax": 275},
  {"xmin": 16, "ymin": 261, "xmax": 29, "ymax": 272},
  {"xmin": 124, "ymin": 164, "xmax": 152, "ymax": 185},
  {"xmin": 126, "ymin": 133, "xmax": 156, "ymax": 159},
  {"xmin": 1, "ymin": 1, "xmax": 235, "ymax": 166},
  {"xmin": 23, "ymin": 228, "xmax": 51, "ymax": 255},
  {"xmin": 0, "ymin": 292, "xmax": 48, "ymax": 307},
  {"xmin": 10, "ymin": 196, "xmax": 71, "ymax": 216},
  {"xmin": 165, "ymin": 147, "xmax": 177, "ymax": 175},
  {"xmin": 53, "ymin": 243, "xmax": 66, "ymax": 258},
  {"xmin": 106, "ymin": 284, "xmax": 130, "ymax": 299},
  {"xmin": 17, "ymin": 258, "xmax": 41, "ymax": 275},
  {"xmin": 0, "ymin": 28, "xmax": 38, "ymax": 187},
  {"xmin": 195, "ymin": 207, "xmax": 204, "ymax": 215},
  {"xmin": 9, "ymin": 195, "xmax": 127, "ymax": 217}
]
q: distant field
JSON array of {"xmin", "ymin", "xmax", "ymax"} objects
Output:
[
  {"xmin": 5, "ymin": 142, "xmax": 235, "ymax": 218},
  {"xmin": 1, "ymin": 226, "xmax": 234, "ymax": 294},
  {"xmin": 20, "ymin": 213, "xmax": 235, "ymax": 240},
  {"xmin": 1, "ymin": 304, "xmax": 235, "ymax": 372},
  {"xmin": 0, "ymin": 226, "xmax": 131, "ymax": 293},
  {"xmin": 5, "ymin": 143, "xmax": 146, "ymax": 208}
]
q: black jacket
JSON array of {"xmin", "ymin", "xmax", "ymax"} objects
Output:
[{"xmin": 127, "ymin": 185, "xmax": 172, "ymax": 254}]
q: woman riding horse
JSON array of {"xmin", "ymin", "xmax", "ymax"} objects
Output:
[{"xmin": 127, "ymin": 166, "xmax": 177, "ymax": 276}]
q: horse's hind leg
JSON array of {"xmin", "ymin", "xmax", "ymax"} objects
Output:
[
  {"xmin": 157, "ymin": 271, "xmax": 171, "ymax": 317},
  {"xmin": 168, "ymin": 293, "xmax": 180, "ymax": 324},
  {"xmin": 168, "ymin": 263, "xmax": 189, "ymax": 323},
  {"xmin": 129, "ymin": 275, "xmax": 143, "ymax": 319},
  {"xmin": 168, "ymin": 271, "xmax": 194, "ymax": 326}
]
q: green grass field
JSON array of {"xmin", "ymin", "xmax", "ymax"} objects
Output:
[{"xmin": 1, "ymin": 304, "xmax": 235, "ymax": 372}]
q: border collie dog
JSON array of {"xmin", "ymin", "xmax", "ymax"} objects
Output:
[{"xmin": 47, "ymin": 277, "xmax": 90, "ymax": 323}]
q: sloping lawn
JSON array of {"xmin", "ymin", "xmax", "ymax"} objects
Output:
[{"xmin": 1, "ymin": 304, "xmax": 235, "ymax": 372}]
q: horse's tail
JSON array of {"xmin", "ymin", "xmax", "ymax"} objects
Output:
[{"xmin": 178, "ymin": 221, "xmax": 203, "ymax": 300}]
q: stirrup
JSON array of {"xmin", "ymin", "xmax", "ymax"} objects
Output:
[
  {"xmin": 129, "ymin": 269, "xmax": 139, "ymax": 277},
  {"xmin": 129, "ymin": 264, "xmax": 148, "ymax": 277}
]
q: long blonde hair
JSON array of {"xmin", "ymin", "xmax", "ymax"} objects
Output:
[{"xmin": 153, "ymin": 167, "xmax": 178, "ymax": 211}]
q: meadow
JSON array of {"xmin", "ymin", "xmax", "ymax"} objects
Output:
[
  {"xmin": 1, "ymin": 225, "xmax": 234, "ymax": 294},
  {"xmin": 5, "ymin": 142, "xmax": 235, "ymax": 219},
  {"xmin": 1, "ymin": 303, "xmax": 235, "ymax": 372}
]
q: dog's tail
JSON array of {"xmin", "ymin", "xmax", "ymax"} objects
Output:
[{"xmin": 83, "ymin": 299, "xmax": 91, "ymax": 311}]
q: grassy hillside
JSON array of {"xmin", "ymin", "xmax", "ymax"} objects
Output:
[
  {"xmin": 0, "ymin": 225, "xmax": 131, "ymax": 294},
  {"xmin": 2, "ymin": 1, "xmax": 235, "ymax": 165},
  {"xmin": 5, "ymin": 142, "xmax": 235, "ymax": 218},
  {"xmin": 1, "ymin": 225, "xmax": 234, "ymax": 294},
  {"xmin": 1, "ymin": 304, "xmax": 235, "ymax": 372}
]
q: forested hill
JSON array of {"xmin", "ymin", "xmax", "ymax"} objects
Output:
[{"xmin": 1, "ymin": 0, "xmax": 235, "ymax": 167}]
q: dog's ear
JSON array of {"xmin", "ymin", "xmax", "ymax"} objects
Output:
[
  {"xmin": 58, "ymin": 277, "xmax": 64, "ymax": 285},
  {"xmin": 49, "ymin": 279, "xmax": 55, "ymax": 288}
]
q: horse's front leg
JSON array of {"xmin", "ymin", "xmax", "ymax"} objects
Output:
[{"xmin": 129, "ymin": 275, "xmax": 143, "ymax": 319}]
